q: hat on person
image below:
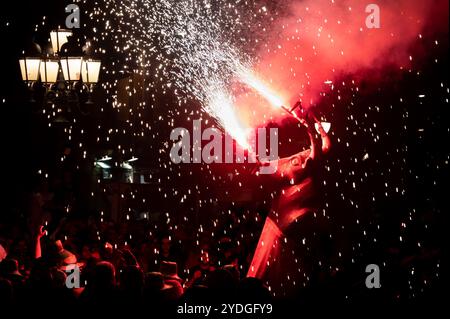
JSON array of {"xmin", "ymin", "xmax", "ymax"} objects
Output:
[
  {"xmin": 160, "ymin": 261, "xmax": 182, "ymax": 282},
  {"xmin": 56, "ymin": 245, "xmax": 85, "ymax": 271}
]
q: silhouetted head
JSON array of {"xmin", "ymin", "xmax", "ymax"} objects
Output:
[
  {"xmin": 205, "ymin": 268, "xmax": 237, "ymax": 301},
  {"xmin": 91, "ymin": 261, "xmax": 116, "ymax": 290},
  {"xmin": 237, "ymin": 277, "xmax": 272, "ymax": 302},
  {"xmin": 119, "ymin": 265, "xmax": 144, "ymax": 294},
  {"xmin": 0, "ymin": 258, "xmax": 20, "ymax": 276},
  {"xmin": 144, "ymin": 272, "xmax": 171, "ymax": 292}
]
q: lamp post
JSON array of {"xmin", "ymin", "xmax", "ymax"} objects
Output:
[
  {"xmin": 81, "ymin": 58, "xmax": 102, "ymax": 104},
  {"xmin": 19, "ymin": 57, "xmax": 41, "ymax": 84},
  {"xmin": 50, "ymin": 29, "xmax": 73, "ymax": 55},
  {"xmin": 39, "ymin": 59, "xmax": 60, "ymax": 85},
  {"xmin": 19, "ymin": 28, "xmax": 101, "ymax": 116},
  {"xmin": 19, "ymin": 43, "xmax": 42, "ymax": 87}
]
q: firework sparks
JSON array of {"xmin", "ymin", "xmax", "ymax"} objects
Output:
[
  {"xmin": 203, "ymin": 79, "xmax": 250, "ymax": 150},
  {"xmin": 81, "ymin": 0, "xmax": 448, "ymax": 152},
  {"xmin": 83, "ymin": 0, "xmax": 277, "ymax": 139},
  {"xmin": 236, "ymin": 66, "xmax": 286, "ymax": 109}
]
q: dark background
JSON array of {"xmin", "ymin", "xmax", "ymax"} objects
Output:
[{"xmin": 0, "ymin": 0, "xmax": 448, "ymax": 304}]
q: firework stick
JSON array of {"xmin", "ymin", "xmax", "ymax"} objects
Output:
[{"xmin": 280, "ymin": 103, "xmax": 309, "ymax": 128}]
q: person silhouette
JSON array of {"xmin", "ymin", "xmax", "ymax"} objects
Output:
[{"xmin": 247, "ymin": 103, "xmax": 331, "ymax": 297}]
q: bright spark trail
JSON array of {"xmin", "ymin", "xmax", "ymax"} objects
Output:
[{"xmin": 83, "ymin": 0, "xmax": 280, "ymax": 146}]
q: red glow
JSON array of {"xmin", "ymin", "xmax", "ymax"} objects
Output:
[
  {"xmin": 247, "ymin": 217, "xmax": 283, "ymax": 279},
  {"xmin": 233, "ymin": 0, "xmax": 448, "ymax": 129}
]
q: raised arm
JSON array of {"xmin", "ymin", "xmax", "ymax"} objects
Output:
[
  {"xmin": 314, "ymin": 118, "xmax": 331, "ymax": 155},
  {"xmin": 252, "ymin": 106, "xmax": 331, "ymax": 178},
  {"xmin": 301, "ymin": 112, "xmax": 331, "ymax": 161},
  {"xmin": 34, "ymin": 225, "xmax": 46, "ymax": 259}
]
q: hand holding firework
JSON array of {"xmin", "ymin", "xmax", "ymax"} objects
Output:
[{"xmin": 278, "ymin": 101, "xmax": 313, "ymax": 129}]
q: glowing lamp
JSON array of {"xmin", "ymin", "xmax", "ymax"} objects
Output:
[
  {"xmin": 50, "ymin": 29, "xmax": 73, "ymax": 55},
  {"xmin": 39, "ymin": 59, "xmax": 60, "ymax": 84},
  {"xmin": 19, "ymin": 58, "xmax": 41, "ymax": 82},
  {"xmin": 81, "ymin": 59, "xmax": 101, "ymax": 84},
  {"xmin": 60, "ymin": 57, "xmax": 83, "ymax": 82}
]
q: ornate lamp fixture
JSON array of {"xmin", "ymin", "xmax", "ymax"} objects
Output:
[{"xmin": 19, "ymin": 29, "xmax": 101, "ymax": 117}]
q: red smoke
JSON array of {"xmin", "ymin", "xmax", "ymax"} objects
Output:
[{"xmin": 235, "ymin": 0, "xmax": 448, "ymax": 127}]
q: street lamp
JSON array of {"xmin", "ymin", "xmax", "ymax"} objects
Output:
[
  {"xmin": 60, "ymin": 56, "xmax": 83, "ymax": 83},
  {"xmin": 19, "ymin": 29, "xmax": 101, "ymax": 116},
  {"xmin": 50, "ymin": 29, "xmax": 73, "ymax": 55},
  {"xmin": 19, "ymin": 42, "xmax": 42, "ymax": 85},
  {"xmin": 39, "ymin": 59, "xmax": 60, "ymax": 84},
  {"xmin": 81, "ymin": 59, "xmax": 101, "ymax": 104},
  {"xmin": 19, "ymin": 58, "xmax": 41, "ymax": 84},
  {"xmin": 81, "ymin": 59, "xmax": 101, "ymax": 84}
]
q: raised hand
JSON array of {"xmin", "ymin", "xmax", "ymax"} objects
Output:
[{"xmin": 37, "ymin": 225, "xmax": 47, "ymax": 239}]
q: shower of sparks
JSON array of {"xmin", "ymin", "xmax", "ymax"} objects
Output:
[
  {"xmin": 236, "ymin": 66, "xmax": 286, "ymax": 109},
  {"xmin": 83, "ymin": 0, "xmax": 283, "ymax": 137},
  {"xmin": 202, "ymin": 79, "xmax": 251, "ymax": 150},
  {"xmin": 82, "ymin": 0, "xmax": 446, "ymax": 135}
]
